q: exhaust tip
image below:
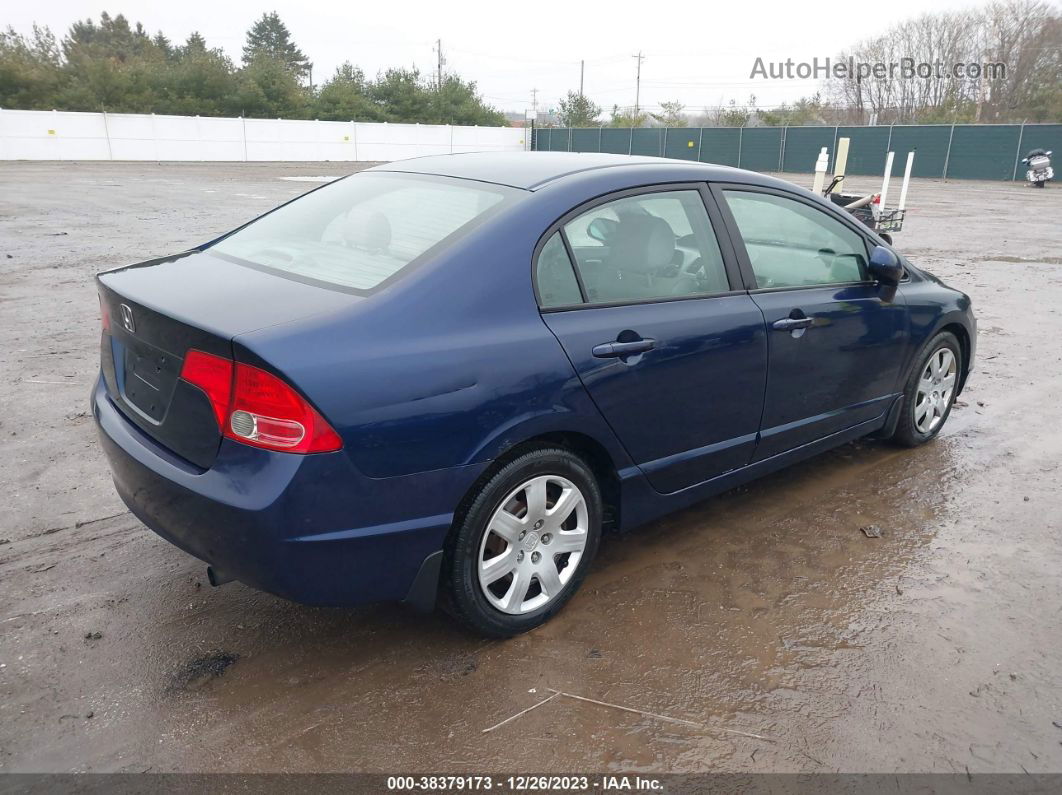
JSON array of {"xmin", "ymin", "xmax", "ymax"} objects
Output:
[{"xmin": 206, "ymin": 566, "xmax": 235, "ymax": 587}]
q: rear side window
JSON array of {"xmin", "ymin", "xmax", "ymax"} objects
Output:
[
  {"xmin": 558, "ymin": 190, "xmax": 730, "ymax": 305},
  {"xmin": 535, "ymin": 233, "xmax": 583, "ymax": 308},
  {"xmin": 722, "ymin": 190, "xmax": 869, "ymax": 289},
  {"xmin": 211, "ymin": 173, "xmax": 516, "ymax": 292}
]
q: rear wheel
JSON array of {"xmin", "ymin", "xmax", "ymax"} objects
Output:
[
  {"xmin": 442, "ymin": 447, "xmax": 602, "ymax": 637},
  {"xmin": 891, "ymin": 331, "xmax": 962, "ymax": 447}
]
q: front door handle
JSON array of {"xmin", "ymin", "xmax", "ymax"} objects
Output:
[
  {"xmin": 592, "ymin": 338, "xmax": 656, "ymax": 358},
  {"xmin": 772, "ymin": 317, "xmax": 814, "ymax": 331}
]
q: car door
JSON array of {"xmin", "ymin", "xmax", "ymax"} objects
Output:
[
  {"xmin": 715, "ymin": 184, "xmax": 909, "ymax": 461},
  {"xmin": 536, "ymin": 184, "xmax": 768, "ymax": 494}
]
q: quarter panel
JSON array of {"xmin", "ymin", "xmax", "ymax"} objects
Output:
[{"xmin": 235, "ymin": 195, "xmax": 633, "ymax": 479}]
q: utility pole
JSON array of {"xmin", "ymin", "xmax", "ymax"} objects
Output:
[
  {"xmin": 579, "ymin": 60, "xmax": 585, "ymax": 97},
  {"xmin": 531, "ymin": 87, "xmax": 539, "ymax": 124},
  {"xmin": 633, "ymin": 51, "xmax": 645, "ymax": 116},
  {"xmin": 435, "ymin": 39, "xmax": 444, "ymax": 89}
]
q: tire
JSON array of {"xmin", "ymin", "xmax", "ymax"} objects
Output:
[
  {"xmin": 891, "ymin": 331, "xmax": 962, "ymax": 447},
  {"xmin": 441, "ymin": 447, "xmax": 603, "ymax": 637},
  {"xmin": 1035, "ymin": 180, "xmax": 1046, "ymax": 188}
]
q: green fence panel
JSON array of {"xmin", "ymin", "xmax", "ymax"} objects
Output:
[
  {"xmin": 533, "ymin": 123, "xmax": 1058, "ymax": 180},
  {"xmin": 544, "ymin": 128, "xmax": 569, "ymax": 152},
  {"xmin": 630, "ymin": 127, "xmax": 664, "ymax": 156},
  {"xmin": 835, "ymin": 126, "xmax": 891, "ymax": 175},
  {"xmin": 782, "ymin": 126, "xmax": 836, "ymax": 173},
  {"xmin": 946, "ymin": 125, "xmax": 1021, "ymax": 180},
  {"xmin": 570, "ymin": 128, "xmax": 600, "ymax": 153},
  {"xmin": 739, "ymin": 127, "xmax": 783, "ymax": 172},
  {"xmin": 600, "ymin": 127, "xmax": 632, "ymax": 154},
  {"xmin": 1016, "ymin": 124, "xmax": 1062, "ymax": 179},
  {"xmin": 1024, "ymin": 123, "xmax": 1062, "ymax": 155},
  {"xmin": 663, "ymin": 128, "xmax": 700, "ymax": 160},
  {"xmin": 885, "ymin": 125, "xmax": 952, "ymax": 178},
  {"xmin": 697, "ymin": 127, "xmax": 740, "ymax": 166}
]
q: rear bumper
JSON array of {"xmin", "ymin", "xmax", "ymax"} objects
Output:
[{"xmin": 92, "ymin": 376, "xmax": 485, "ymax": 606}]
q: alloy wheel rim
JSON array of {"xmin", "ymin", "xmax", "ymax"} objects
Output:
[
  {"xmin": 915, "ymin": 347, "xmax": 957, "ymax": 434},
  {"xmin": 477, "ymin": 475, "xmax": 588, "ymax": 615}
]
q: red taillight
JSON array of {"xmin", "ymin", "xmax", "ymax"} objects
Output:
[
  {"xmin": 228, "ymin": 362, "xmax": 343, "ymax": 453},
  {"xmin": 179, "ymin": 349, "xmax": 342, "ymax": 454},
  {"xmin": 180, "ymin": 350, "xmax": 233, "ymax": 430}
]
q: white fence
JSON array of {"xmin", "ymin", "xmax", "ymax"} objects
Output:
[{"xmin": 0, "ymin": 109, "xmax": 527, "ymax": 161}]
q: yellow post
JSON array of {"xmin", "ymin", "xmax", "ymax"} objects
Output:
[{"xmin": 834, "ymin": 137, "xmax": 850, "ymax": 178}]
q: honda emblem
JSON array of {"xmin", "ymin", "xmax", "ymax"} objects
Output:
[{"xmin": 119, "ymin": 304, "xmax": 135, "ymax": 334}]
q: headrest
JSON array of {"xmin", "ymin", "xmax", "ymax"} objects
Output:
[
  {"xmin": 343, "ymin": 208, "xmax": 391, "ymax": 252},
  {"xmin": 609, "ymin": 213, "xmax": 675, "ymax": 273}
]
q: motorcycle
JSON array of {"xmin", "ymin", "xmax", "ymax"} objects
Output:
[{"xmin": 1021, "ymin": 148, "xmax": 1054, "ymax": 188}]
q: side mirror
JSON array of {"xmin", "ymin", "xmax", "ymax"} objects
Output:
[
  {"xmin": 1048, "ymin": 150, "xmax": 1054, "ymax": 156},
  {"xmin": 868, "ymin": 245, "xmax": 903, "ymax": 286}
]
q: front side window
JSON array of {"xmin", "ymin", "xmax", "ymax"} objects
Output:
[
  {"xmin": 211, "ymin": 173, "xmax": 516, "ymax": 292},
  {"xmin": 722, "ymin": 190, "xmax": 869, "ymax": 289},
  {"xmin": 559, "ymin": 189, "xmax": 730, "ymax": 305}
]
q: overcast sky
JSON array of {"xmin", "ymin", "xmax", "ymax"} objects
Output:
[{"xmin": 8, "ymin": 0, "xmax": 991, "ymax": 115}]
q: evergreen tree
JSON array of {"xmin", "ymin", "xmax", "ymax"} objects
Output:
[
  {"xmin": 557, "ymin": 90, "xmax": 601, "ymax": 126},
  {"xmin": 152, "ymin": 32, "xmax": 174, "ymax": 62},
  {"xmin": 315, "ymin": 62, "xmax": 383, "ymax": 121},
  {"xmin": 242, "ymin": 12, "xmax": 310, "ymax": 79},
  {"xmin": 232, "ymin": 55, "xmax": 307, "ymax": 118},
  {"xmin": 0, "ymin": 25, "xmax": 63, "ymax": 109},
  {"xmin": 369, "ymin": 68, "xmax": 428, "ymax": 121},
  {"xmin": 432, "ymin": 74, "xmax": 506, "ymax": 126}
]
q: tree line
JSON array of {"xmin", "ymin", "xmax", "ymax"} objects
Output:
[
  {"xmin": 0, "ymin": 11, "xmax": 507, "ymax": 126},
  {"xmin": 825, "ymin": 0, "xmax": 1060, "ymax": 124},
  {"xmin": 553, "ymin": 0, "xmax": 1061, "ymax": 128}
]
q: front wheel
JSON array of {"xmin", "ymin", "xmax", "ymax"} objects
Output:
[
  {"xmin": 442, "ymin": 447, "xmax": 602, "ymax": 637},
  {"xmin": 891, "ymin": 331, "xmax": 962, "ymax": 447}
]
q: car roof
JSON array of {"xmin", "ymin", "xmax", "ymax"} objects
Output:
[{"xmin": 370, "ymin": 151, "xmax": 756, "ymax": 191}]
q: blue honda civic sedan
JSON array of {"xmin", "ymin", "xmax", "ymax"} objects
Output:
[{"xmin": 93, "ymin": 152, "xmax": 975, "ymax": 636}]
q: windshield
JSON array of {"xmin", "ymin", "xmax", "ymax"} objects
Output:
[{"xmin": 210, "ymin": 172, "xmax": 517, "ymax": 292}]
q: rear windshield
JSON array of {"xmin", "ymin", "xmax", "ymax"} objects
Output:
[{"xmin": 210, "ymin": 172, "xmax": 517, "ymax": 291}]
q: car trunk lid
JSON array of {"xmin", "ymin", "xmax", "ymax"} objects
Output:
[{"xmin": 97, "ymin": 249, "xmax": 359, "ymax": 469}]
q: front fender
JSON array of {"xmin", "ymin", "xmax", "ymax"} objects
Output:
[{"xmin": 897, "ymin": 280, "xmax": 976, "ymax": 393}]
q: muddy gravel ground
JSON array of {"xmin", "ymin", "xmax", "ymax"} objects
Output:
[{"xmin": 1, "ymin": 161, "xmax": 1061, "ymax": 775}]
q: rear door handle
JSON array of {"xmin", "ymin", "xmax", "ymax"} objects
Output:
[
  {"xmin": 592, "ymin": 338, "xmax": 656, "ymax": 358},
  {"xmin": 772, "ymin": 317, "xmax": 814, "ymax": 331}
]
